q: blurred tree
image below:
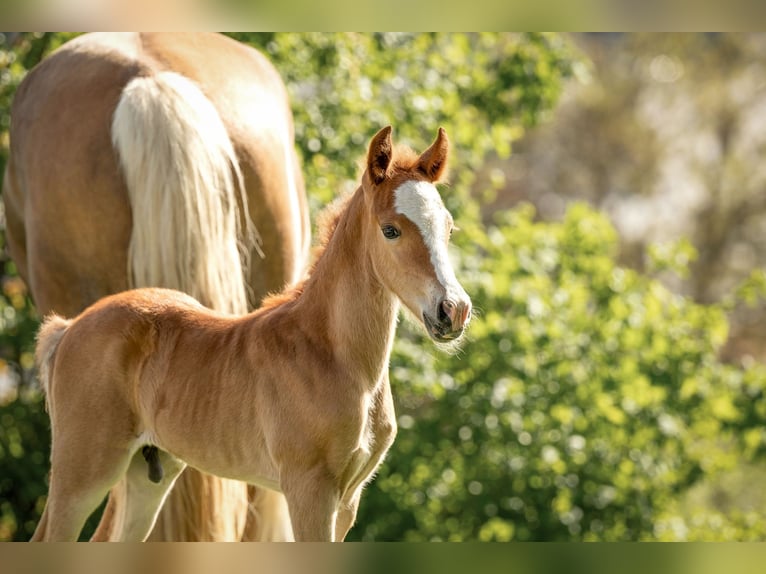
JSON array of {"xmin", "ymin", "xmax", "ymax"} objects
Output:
[{"xmin": 494, "ymin": 33, "xmax": 766, "ymax": 362}]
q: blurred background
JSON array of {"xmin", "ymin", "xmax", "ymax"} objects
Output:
[{"xmin": 1, "ymin": 32, "xmax": 766, "ymax": 541}]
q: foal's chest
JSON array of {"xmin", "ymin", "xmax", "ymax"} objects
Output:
[{"xmin": 336, "ymin": 387, "xmax": 396, "ymax": 503}]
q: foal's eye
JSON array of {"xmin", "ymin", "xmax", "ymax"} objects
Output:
[{"xmin": 381, "ymin": 225, "xmax": 401, "ymax": 240}]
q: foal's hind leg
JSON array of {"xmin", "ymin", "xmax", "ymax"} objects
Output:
[
  {"xmin": 30, "ymin": 504, "xmax": 49, "ymax": 541},
  {"xmin": 99, "ymin": 449, "xmax": 186, "ymax": 542},
  {"xmin": 40, "ymin": 443, "xmax": 134, "ymax": 541}
]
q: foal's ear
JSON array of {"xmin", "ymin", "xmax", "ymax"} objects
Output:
[
  {"xmin": 418, "ymin": 127, "xmax": 449, "ymax": 182},
  {"xmin": 367, "ymin": 126, "xmax": 393, "ymax": 185}
]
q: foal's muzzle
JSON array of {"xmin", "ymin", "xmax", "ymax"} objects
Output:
[{"xmin": 424, "ymin": 298, "xmax": 472, "ymax": 342}]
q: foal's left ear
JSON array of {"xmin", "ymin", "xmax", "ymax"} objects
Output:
[{"xmin": 417, "ymin": 127, "xmax": 449, "ymax": 182}]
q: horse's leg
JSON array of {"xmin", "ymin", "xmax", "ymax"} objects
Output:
[
  {"xmin": 148, "ymin": 470, "xmax": 249, "ymax": 541},
  {"xmin": 282, "ymin": 468, "xmax": 339, "ymax": 542},
  {"xmin": 90, "ymin": 487, "xmax": 118, "ymax": 541},
  {"xmin": 41, "ymin": 443, "xmax": 134, "ymax": 541},
  {"xmin": 241, "ymin": 485, "xmax": 294, "ymax": 541},
  {"xmin": 334, "ymin": 494, "xmax": 362, "ymax": 542},
  {"xmin": 100, "ymin": 449, "xmax": 186, "ymax": 542},
  {"xmin": 30, "ymin": 504, "xmax": 49, "ymax": 541}
]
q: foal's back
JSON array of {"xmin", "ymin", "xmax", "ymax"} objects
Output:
[{"xmin": 48, "ymin": 288, "xmax": 209, "ymax": 410}]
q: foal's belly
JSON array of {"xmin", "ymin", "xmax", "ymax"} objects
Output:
[
  {"xmin": 152, "ymin": 419, "xmax": 281, "ymax": 491},
  {"xmin": 183, "ymin": 453, "xmax": 282, "ymax": 492}
]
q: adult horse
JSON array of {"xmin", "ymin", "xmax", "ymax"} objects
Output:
[{"xmin": 2, "ymin": 32, "xmax": 310, "ymax": 541}]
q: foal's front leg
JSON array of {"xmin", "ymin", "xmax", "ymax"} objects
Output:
[
  {"xmin": 282, "ymin": 466, "xmax": 339, "ymax": 541},
  {"xmin": 334, "ymin": 493, "xmax": 362, "ymax": 542}
]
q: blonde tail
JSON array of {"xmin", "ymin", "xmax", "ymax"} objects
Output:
[
  {"xmin": 111, "ymin": 71, "xmax": 259, "ymax": 315},
  {"xmin": 110, "ymin": 71, "xmax": 253, "ymax": 541}
]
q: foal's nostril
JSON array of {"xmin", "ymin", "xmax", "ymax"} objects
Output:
[{"xmin": 439, "ymin": 299, "xmax": 455, "ymax": 326}]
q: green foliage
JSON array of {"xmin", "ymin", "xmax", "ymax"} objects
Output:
[
  {"xmin": 349, "ymin": 203, "xmax": 766, "ymax": 541},
  {"xmin": 0, "ymin": 389, "xmax": 48, "ymax": 541},
  {"xmin": 726, "ymin": 268, "xmax": 766, "ymax": 310},
  {"xmin": 0, "ymin": 266, "xmax": 43, "ymax": 541},
  {"xmin": 646, "ymin": 238, "xmax": 698, "ymax": 279},
  {"xmin": 228, "ymin": 32, "xmax": 573, "ymax": 214},
  {"xmin": 654, "ymin": 463, "xmax": 766, "ymax": 541}
]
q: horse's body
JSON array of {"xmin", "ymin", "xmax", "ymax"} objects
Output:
[
  {"xmin": 31, "ymin": 126, "xmax": 471, "ymax": 542},
  {"xmin": 3, "ymin": 32, "xmax": 309, "ymax": 541}
]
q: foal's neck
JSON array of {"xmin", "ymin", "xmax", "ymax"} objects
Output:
[{"xmin": 299, "ymin": 189, "xmax": 399, "ymax": 385}]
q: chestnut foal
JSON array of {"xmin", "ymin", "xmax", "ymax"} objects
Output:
[{"xmin": 32, "ymin": 126, "xmax": 471, "ymax": 542}]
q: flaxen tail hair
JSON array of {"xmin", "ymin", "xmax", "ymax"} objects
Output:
[
  {"xmin": 111, "ymin": 71, "xmax": 259, "ymax": 315},
  {"xmin": 108, "ymin": 71, "xmax": 255, "ymax": 541}
]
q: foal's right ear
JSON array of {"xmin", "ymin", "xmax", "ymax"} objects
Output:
[{"xmin": 367, "ymin": 126, "xmax": 393, "ymax": 185}]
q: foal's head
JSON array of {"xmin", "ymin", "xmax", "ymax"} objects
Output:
[{"xmin": 362, "ymin": 126, "xmax": 472, "ymax": 342}]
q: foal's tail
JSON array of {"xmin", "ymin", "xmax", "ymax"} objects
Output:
[
  {"xmin": 111, "ymin": 71, "xmax": 257, "ymax": 315},
  {"xmin": 35, "ymin": 314, "xmax": 71, "ymax": 409}
]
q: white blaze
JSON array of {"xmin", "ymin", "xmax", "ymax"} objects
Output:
[{"xmin": 393, "ymin": 180, "xmax": 464, "ymax": 299}]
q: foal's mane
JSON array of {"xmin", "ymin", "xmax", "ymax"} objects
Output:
[
  {"xmin": 259, "ymin": 145, "xmax": 422, "ymax": 312},
  {"xmin": 257, "ymin": 194, "xmax": 345, "ymax": 311}
]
